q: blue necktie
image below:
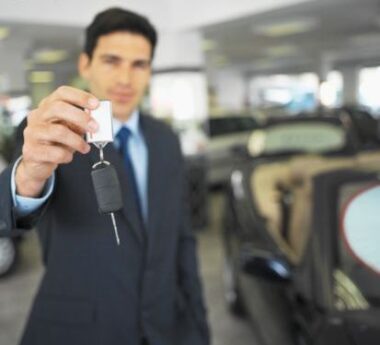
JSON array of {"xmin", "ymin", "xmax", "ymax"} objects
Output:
[{"xmin": 116, "ymin": 126, "xmax": 143, "ymax": 221}]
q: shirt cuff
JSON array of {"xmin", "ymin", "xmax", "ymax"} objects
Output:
[{"xmin": 11, "ymin": 156, "xmax": 55, "ymax": 218}]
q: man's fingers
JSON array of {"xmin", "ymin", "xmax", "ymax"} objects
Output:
[
  {"xmin": 38, "ymin": 101, "xmax": 98, "ymax": 134},
  {"xmin": 28, "ymin": 123, "xmax": 91, "ymax": 154},
  {"xmin": 29, "ymin": 86, "xmax": 100, "ymax": 136},
  {"xmin": 23, "ymin": 143, "xmax": 75, "ymax": 165},
  {"xmin": 49, "ymin": 86, "xmax": 99, "ymax": 110}
]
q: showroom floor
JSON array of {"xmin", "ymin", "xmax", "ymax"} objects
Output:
[{"xmin": 0, "ymin": 192, "xmax": 258, "ymax": 345}]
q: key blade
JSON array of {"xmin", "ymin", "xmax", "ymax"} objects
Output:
[{"xmin": 110, "ymin": 213, "xmax": 120, "ymax": 245}]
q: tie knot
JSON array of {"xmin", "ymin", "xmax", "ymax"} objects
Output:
[{"xmin": 116, "ymin": 126, "xmax": 132, "ymax": 146}]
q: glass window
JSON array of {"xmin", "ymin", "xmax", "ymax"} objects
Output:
[{"xmin": 208, "ymin": 116, "xmax": 257, "ymax": 137}]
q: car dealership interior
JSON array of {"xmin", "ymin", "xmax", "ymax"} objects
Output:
[{"xmin": 1, "ymin": 0, "xmax": 380, "ymax": 344}]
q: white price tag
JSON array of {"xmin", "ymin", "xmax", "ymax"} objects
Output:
[{"xmin": 86, "ymin": 100, "xmax": 113, "ymax": 143}]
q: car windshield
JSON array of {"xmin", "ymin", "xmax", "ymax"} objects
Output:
[
  {"xmin": 334, "ymin": 182, "xmax": 380, "ymax": 311},
  {"xmin": 208, "ymin": 116, "xmax": 257, "ymax": 137},
  {"xmin": 248, "ymin": 122, "xmax": 346, "ymax": 157}
]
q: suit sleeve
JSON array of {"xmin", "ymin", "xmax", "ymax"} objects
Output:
[
  {"xmin": 11, "ymin": 157, "xmax": 55, "ymax": 218},
  {"xmin": 176, "ymin": 139, "xmax": 211, "ymax": 345}
]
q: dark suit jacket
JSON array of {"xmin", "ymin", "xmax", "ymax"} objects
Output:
[{"xmin": 0, "ymin": 114, "xmax": 210, "ymax": 345}]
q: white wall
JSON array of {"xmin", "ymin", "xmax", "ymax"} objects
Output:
[{"xmin": 153, "ymin": 30, "xmax": 205, "ymax": 69}]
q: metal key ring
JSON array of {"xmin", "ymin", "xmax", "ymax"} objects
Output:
[{"xmin": 92, "ymin": 160, "xmax": 111, "ymax": 169}]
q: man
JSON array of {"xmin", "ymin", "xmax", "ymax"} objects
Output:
[{"xmin": 0, "ymin": 8, "xmax": 210, "ymax": 345}]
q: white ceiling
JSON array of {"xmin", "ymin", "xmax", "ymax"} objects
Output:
[
  {"xmin": 0, "ymin": 0, "xmax": 167, "ymax": 28},
  {"xmin": 1, "ymin": 0, "xmax": 380, "ymax": 85},
  {"xmin": 0, "ymin": 0, "xmax": 312, "ymax": 75},
  {"xmin": 0, "ymin": 0, "xmax": 310, "ymax": 29},
  {"xmin": 203, "ymin": 0, "xmax": 380, "ymax": 74}
]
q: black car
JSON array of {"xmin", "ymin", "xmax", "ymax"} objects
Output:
[
  {"xmin": 0, "ymin": 118, "xmax": 19, "ymax": 278},
  {"xmin": 221, "ymin": 115, "xmax": 380, "ymax": 345},
  {"xmin": 204, "ymin": 115, "xmax": 259, "ymax": 187}
]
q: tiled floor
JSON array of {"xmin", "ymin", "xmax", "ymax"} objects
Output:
[{"xmin": 0, "ymin": 192, "xmax": 258, "ymax": 345}]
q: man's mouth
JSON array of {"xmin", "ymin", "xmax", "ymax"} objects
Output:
[{"xmin": 110, "ymin": 92, "xmax": 135, "ymax": 103}]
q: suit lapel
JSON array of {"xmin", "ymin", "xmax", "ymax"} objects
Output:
[{"xmin": 89, "ymin": 144, "xmax": 144, "ymax": 245}]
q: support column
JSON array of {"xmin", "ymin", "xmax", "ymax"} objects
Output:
[
  {"xmin": 149, "ymin": 30, "xmax": 208, "ymax": 123},
  {"xmin": 340, "ymin": 66, "xmax": 360, "ymax": 105},
  {"xmin": 0, "ymin": 38, "xmax": 31, "ymax": 93},
  {"xmin": 209, "ymin": 69, "xmax": 246, "ymax": 114}
]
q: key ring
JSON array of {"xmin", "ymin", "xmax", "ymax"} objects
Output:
[
  {"xmin": 92, "ymin": 160, "xmax": 110, "ymax": 169},
  {"xmin": 92, "ymin": 141, "xmax": 110, "ymax": 169}
]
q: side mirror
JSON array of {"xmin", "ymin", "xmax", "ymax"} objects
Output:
[{"xmin": 240, "ymin": 246, "xmax": 292, "ymax": 283}]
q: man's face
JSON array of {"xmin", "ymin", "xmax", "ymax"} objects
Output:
[{"xmin": 79, "ymin": 31, "xmax": 152, "ymax": 121}]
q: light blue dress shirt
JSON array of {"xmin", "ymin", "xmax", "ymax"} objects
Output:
[{"xmin": 11, "ymin": 110, "xmax": 148, "ymax": 222}]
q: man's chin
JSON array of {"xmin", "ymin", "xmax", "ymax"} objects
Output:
[{"xmin": 112, "ymin": 107, "xmax": 135, "ymax": 121}]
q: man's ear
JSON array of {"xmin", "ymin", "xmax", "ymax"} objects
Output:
[{"xmin": 78, "ymin": 53, "xmax": 91, "ymax": 79}]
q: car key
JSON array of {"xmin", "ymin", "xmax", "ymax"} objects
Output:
[
  {"xmin": 87, "ymin": 100, "xmax": 122, "ymax": 245},
  {"xmin": 91, "ymin": 160, "xmax": 123, "ymax": 245}
]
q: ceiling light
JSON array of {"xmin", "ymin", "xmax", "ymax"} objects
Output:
[
  {"xmin": 29, "ymin": 71, "xmax": 54, "ymax": 83},
  {"xmin": 253, "ymin": 18, "xmax": 317, "ymax": 37},
  {"xmin": 265, "ymin": 45, "xmax": 298, "ymax": 57},
  {"xmin": 213, "ymin": 55, "xmax": 229, "ymax": 67},
  {"xmin": 33, "ymin": 49, "xmax": 68, "ymax": 64},
  {"xmin": 0, "ymin": 27, "xmax": 10, "ymax": 40},
  {"xmin": 252, "ymin": 59, "xmax": 279, "ymax": 70},
  {"xmin": 202, "ymin": 39, "xmax": 217, "ymax": 51}
]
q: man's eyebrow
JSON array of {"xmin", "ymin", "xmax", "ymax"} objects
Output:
[
  {"xmin": 99, "ymin": 54, "xmax": 150, "ymax": 63},
  {"xmin": 99, "ymin": 54, "xmax": 121, "ymax": 60}
]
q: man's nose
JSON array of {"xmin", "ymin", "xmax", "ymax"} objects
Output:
[{"xmin": 117, "ymin": 65, "xmax": 132, "ymax": 85}]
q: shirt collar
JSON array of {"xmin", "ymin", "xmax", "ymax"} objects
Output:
[{"xmin": 112, "ymin": 109, "xmax": 140, "ymax": 137}]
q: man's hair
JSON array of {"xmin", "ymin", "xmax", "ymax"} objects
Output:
[{"xmin": 84, "ymin": 7, "xmax": 158, "ymax": 60}]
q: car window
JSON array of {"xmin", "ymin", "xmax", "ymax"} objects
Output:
[
  {"xmin": 209, "ymin": 117, "xmax": 257, "ymax": 137},
  {"xmin": 248, "ymin": 122, "xmax": 346, "ymax": 156}
]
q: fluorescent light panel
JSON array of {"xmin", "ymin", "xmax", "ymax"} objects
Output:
[
  {"xmin": 33, "ymin": 49, "xmax": 68, "ymax": 64},
  {"xmin": 0, "ymin": 27, "xmax": 10, "ymax": 40},
  {"xmin": 202, "ymin": 39, "xmax": 217, "ymax": 51},
  {"xmin": 265, "ymin": 44, "xmax": 298, "ymax": 57},
  {"xmin": 29, "ymin": 71, "xmax": 54, "ymax": 83},
  {"xmin": 254, "ymin": 18, "xmax": 317, "ymax": 37}
]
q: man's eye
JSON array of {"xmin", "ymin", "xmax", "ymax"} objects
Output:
[
  {"xmin": 134, "ymin": 61, "xmax": 150, "ymax": 69},
  {"xmin": 104, "ymin": 59, "xmax": 118, "ymax": 65}
]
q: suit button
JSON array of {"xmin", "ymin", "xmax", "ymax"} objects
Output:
[{"xmin": 0, "ymin": 220, "xmax": 6, "ymax": 231}]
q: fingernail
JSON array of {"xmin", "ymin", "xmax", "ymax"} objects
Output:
[
  {"xmin": 87, "ymin": 120, "xmax": 98, "ymax": 132},
  {"xmin": 83, "ymin": 143, "xmax": 91, "ymax": 153},
  {"xmin": 88, "ymin": 98, "xmax": 99, "ymax": 109}
]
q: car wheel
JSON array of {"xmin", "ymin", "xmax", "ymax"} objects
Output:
[{"xmin": 0, "ymin": 238, "xmax": 17, "ymax": 277}]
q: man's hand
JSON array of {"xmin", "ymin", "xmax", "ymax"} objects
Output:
[{"xmin": 16, "ymin": 86, "xmax": 100, "ymax": 198}]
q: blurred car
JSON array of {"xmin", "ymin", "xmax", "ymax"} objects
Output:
[
  {"xmin": 336, "ymin": 105, "xmax": 380, "ymax": 150},
  {"xmin": 0, "ymin": 154, "xmax": 18, "ymax": 278},
  {"xmin": 221, "ymin": 115, "xmax": 380, "ymax": 345},
  {"xmin": 175, "ymin": 123, "xmax": 209, "ymax": 230},
  {"xmin": 204, "ymin": 115, "xmax": 259, "ymax": 187},
  {"xmin": 0, "ymin": 113, "xmax": 19, "ymax": 278}
]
